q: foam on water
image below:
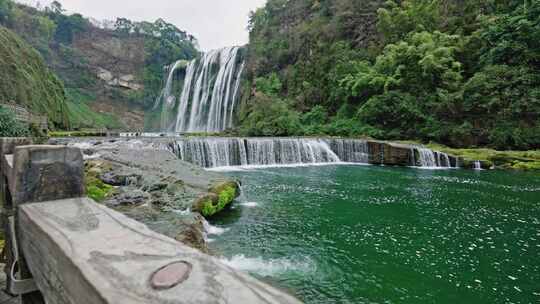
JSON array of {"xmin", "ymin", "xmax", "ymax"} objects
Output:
[
  {"xmin": 172, "ymin": 209, "xmax": 190, "ymax": 215},
  {"xmin": 203, "ymin": 219, "xmax": 229, "ymax": 236},
  {"xmin": 240, "ymin": 201, "xmax": 259, "ymax": 208},
  {"xmin": 207, "ymin": 161, "xmax": 369, "ymax": 172},
  {"xmin": 220, "ymin": 254, "xmax": 314, "ymax": 277}
]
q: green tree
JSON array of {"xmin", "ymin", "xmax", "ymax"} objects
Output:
[
  {"xmin": 0, "ymin": 107, "xmax": 30, "ymax": 137},
  {"xmin": 377, "ymin": 0, "xmax": 442, "ymax": 44},
  {"xmin": 241, "ymin": 93, "xmax": 301, "ymax": 136},
  {"xmin": 0, "ymin": 0, "xmax": 12, "ymax": 24},
  {"xmin": 342, "ymin": 31, "xmax": 464, "ymax": 98},
  {"xmin": 255, "ymin": 73, "xmax": 282, "ymax": 96}
]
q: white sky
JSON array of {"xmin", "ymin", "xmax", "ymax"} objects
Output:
[{"xmin": 17, "ymin": 0, "xmax": 267, "ymax": 50}]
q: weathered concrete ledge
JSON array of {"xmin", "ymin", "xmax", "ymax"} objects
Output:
[{"xmin": 18, "ymin": 197, "xmax": 301, "ymax": 304}]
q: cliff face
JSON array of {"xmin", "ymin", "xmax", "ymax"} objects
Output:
[
  {"xmin": 56, "ymin": 27, "xmax": 147, "ymax": 129},
  {"xmin": 0, "ymin": 0, "xmax": 198, "ymax": 131},
  {"xmin": 0, "ymin": 26, "xmax": 69, "ymax": 128}
]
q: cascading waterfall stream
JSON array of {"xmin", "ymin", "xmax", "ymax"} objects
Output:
[
  {"xmin": 157, "ymin": 46, "xmax": 245, "ymax": 133},
  {"xmin": 157, "ymin": 60, "xmax": 186, "ymax": 131},
  {"xmin": 167, "ymin": 137, "xmax": 458, "ymax": 169},
  {"xmin": 413, "ymin": 147, "xmax": 453, "ymax": 168},
  {"xmin": 474, "ymin": 161, "xmax": 482, "ymax": 170},
  {"xmin": 170, "ymin": 138, "xmax": 345, "ymax": 168}
]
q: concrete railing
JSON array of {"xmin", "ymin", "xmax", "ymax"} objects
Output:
[{"xmin": 0, "ymin": 138, "xmax": 301, "ymax": 304}]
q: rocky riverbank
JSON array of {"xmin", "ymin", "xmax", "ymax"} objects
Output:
[{"xmin": 50, "ymin": 138, "xmax": 239, "ymax": 253}]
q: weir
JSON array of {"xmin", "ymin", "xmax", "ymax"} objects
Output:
[{"xmin": 167, "ymin": 137, "xmax": 459, "ymax": 169}]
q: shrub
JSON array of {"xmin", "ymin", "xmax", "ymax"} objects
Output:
[{"xmin": 0, "ymin": 106, "xmax": 30, "ymax": 137}]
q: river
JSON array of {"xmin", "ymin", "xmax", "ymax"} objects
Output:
[{"xmin": 207, "ymin": 165, "xmax": 540, "ymax": 304}]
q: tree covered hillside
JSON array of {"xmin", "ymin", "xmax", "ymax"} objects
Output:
[
  {"xmin": 0, "ymin": 26, "xmax": 69, "ymax": 129},
  {"xmin": 0, "ymin": 0, "xmax": 198, "ymax": 130},
  {"xmin": 240, "ymin": 0, "xmax": 540, "ymax": 150}
]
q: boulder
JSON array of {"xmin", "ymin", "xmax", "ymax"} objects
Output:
[
  {"xmin": 192, "ymin": 180, "xmax": 240, "ymax": 218},
  {"xmin": 100, "ymin": 172, "xmax": 141, "ymax": 186},
  {"xmin": 105, "ymin": 189, "xmax": 150, "ymax": 206},
  {"xmin": 174, "ymin": 213, "xmax": 208, "ymax": 253}
]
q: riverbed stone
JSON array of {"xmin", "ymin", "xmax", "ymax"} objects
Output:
[
  {"xmin": 192, "ymin": 193, "xmax": 220, "ymax": 217},
  {"xmin": 105, "ymin": 188, "xmax": 149, "ymax": 206},
  {"xmin": 52, "ymin": 138, "xmax": 238, "ymax": 255}
]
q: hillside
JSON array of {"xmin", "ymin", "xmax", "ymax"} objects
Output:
[
  {"xmin": 239, "ymin": 0, "xmax": 540, "ymax": 150},
  {"xmin": 0, "ymin": 26, "xmax": 69, "ymax": 129},
  {"xmin": 0, "ymin": 0, "xmax": 198, "ymax": 130}
]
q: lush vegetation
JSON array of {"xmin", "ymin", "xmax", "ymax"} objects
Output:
[
  {"xmin": 0, "ymin": 106, "xmax": 30, "ymax": 137},
  {"xmin": 0, "ymin": 0, "xmax": 198, "ymax": 130},
  {"xmin": 425, "ymin": 143, "xmax": 540, "ymax": 171},
  {"xmin": 240, "ymin": 0, "xmax": 540, "ymax": 150},
  {"xmin": 112, "ymin": 17, "xmax": 198, "ymax": 109},
  {"xmin": 0, "ymin": 26, "xmax": 69, "ymax": 128},
  {"xmin": 85, "ymin": 160, "xmax": 115, "ymax": 202}
]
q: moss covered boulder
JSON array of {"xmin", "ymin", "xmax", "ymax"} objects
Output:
[
  {"xmin": 192, "ymin": 181, "xmax": 240, "ymax": 218},
  {"xmin": 84, "ymin": 160, "xmax": 115, "ymax": 202}
]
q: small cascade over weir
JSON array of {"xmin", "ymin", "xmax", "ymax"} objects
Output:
[
  {"xmin": 166, "ymin": 137, "xmax": 456, "ymax": 169},
  {"xmin": 157, "ymin": 47, "xmax": 245, "ymax": 132},
  {"xmin": 169, "ymin": 138, "xmax": 346, "ymax": 168},
  {"xmin": 413, "ymin": 148, "xmax": 453, "ymax": 168}
]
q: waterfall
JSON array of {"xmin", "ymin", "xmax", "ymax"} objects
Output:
[
  {"xmin": 170, "ymin": 47, "xmax": 245, "ymax": 133},
  {"xmin": 414, "ymin": 148, "xmax": 453, "ymax": 168},
  {"xmin": 170, "ymin": 138, "xmax": 367, "ymax": 168},
  {"xmin": 167, "ymin": 137, "xmax": 458, "ymax": 169},
  {"xmin": 327, "ymin": 139, "xmax": 369, "ymax": 163},
  {"xmin": 474, "ymin": 161, "xmax": 482, "ymax": 170},
  {"xmin": 157, "ymin": 60, "xmax": 186, "ymax": 131}
]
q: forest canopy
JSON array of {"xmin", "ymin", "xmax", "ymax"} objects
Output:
[{"xmin": 240, "ymin": 0, "xmax": 540, "ymax": 150}]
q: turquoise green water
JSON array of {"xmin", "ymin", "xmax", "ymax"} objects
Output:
[{"xmin": 209, "ymin": 165, "xmax": 540, "ymax": 304}]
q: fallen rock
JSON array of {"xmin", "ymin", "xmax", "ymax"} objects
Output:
[
  {"xmin": 100, "ymin": 172, "xmax": 141, "ymax": 186},
  {"xmin": 105, "ymin": 189, "xmax": 150, "ymax": 206}
]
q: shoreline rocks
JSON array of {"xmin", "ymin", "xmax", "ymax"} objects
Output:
[{"xmin": 54, "ymin": 138, "xmax": 239, "ymax": 253}]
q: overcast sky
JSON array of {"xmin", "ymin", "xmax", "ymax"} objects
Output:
[{"xmin": 17, "ymin": 0, "xmax": 267, "ymax": 50}]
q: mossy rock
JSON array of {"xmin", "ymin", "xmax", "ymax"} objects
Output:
[
  {"xmin": 192, "ymin": 180, "xmax": 240, "ymax": 218},
  {"xmin": 192, "ymin": 193, "xmax": 220, "ymax": 217},
  {"xmin": 85, "ymin": 160, "xmax": 115, "ymax": 202},
  {"xmin": 209, "ymin": 180, "xmax": 240, "ymax": 196}
]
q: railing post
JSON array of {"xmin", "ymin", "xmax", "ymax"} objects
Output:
[
  {"xmin": 5, "ymin": 145, "xmax": 84, "ymax": 303},
  {"xmin": 0, "ymin": 138, "xmax": 33, "ymax": 298}
]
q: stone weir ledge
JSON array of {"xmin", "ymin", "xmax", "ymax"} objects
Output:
[{"xmin": 0, "ymin": 137, "xmax": 301, "ymax": 303}]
